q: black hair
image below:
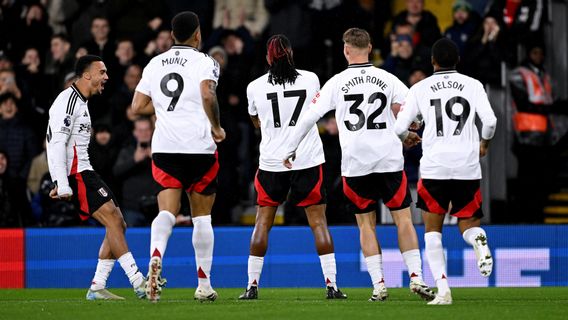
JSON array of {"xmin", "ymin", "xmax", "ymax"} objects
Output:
[
  {"xmin": 0, "ymin": 92, "xmax": 17, "ymax": 105},
  {"xmin": 51, "ymin": 33, "xmax": 69, "ymax": 43},
  {"xmin": 432, "ymin": 38, "xmax": 459, "ymax": 68},
  {"xmin": 171, "ymin": 11, "xmax": 200, "ymax": 43},
  {"xmin": 74, "ymin": 54, "xmax": 103, "ymax": 76},
  {"xmin": 266, "ymin": 34, "xmax": 299, "ymax": 86}
]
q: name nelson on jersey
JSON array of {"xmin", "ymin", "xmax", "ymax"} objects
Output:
[
  {"xmin": 341, "ymin": 75, "xmax": 388, "ymax": 93},
  {"xmin": 430, "ymin": 80, "xmax": 465, "ymax": 93}
]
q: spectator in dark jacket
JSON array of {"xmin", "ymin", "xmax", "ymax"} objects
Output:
[
  {"xmin": 391, "ymin": 0, "xmax": 442, "ymax": 50},
  {"xmin": 0, "ymin": 93, "xmax": 39, "ymax": 181},
  {"xmin": 88, "ymin": 124, "xmax": 119, "ymax": 195},
  {"xmin": 113, "ymin": 117, "xmax": 157, "ymax": 226},
  {"xmin": 463, "ymin": 11, "xmax": 506, "ymax": 86},
  {"xmin": 444, "ymin": 0, "xmax": 481, "ymax": 58}
]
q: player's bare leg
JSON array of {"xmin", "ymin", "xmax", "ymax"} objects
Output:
[
  {"xmin": 91, "ymin": 201, "xmax": 145, "ymax": 299},
  {"xmin": 239, "ymin": 205, "xmax": 277, "ymax": 300},
  {"xmin": 146, "ymin": 188, "xmax": 181, "ymax": 301},
  {"xmin": 459, "ymin": 216, "xmax": 493, "ymax": 277},
  {"xmin": 391, "ymin": 208, "xmax": 435, "ymax": 301},
  {"xmin": 305, "ymin": 204, "xmax": 347, "ymax": 299},
  {"xmin": 355, "ymin": 211, "xmax": 387, "ymax": 301},
  {"xmin": 189, "ymin": 191, "xmax": 217, "ymax": 302},
  {"xmin": 423, "ymin": 211, "xmax": 452, "ymax": 305}
]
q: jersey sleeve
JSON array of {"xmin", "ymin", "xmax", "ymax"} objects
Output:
[
  {"xmin": 391, "ymin": 75, "xmax": 410, "ymax": 105},
  {"xmin": 199, "ymin": 55, "xmax": 220, "ymax": 84},
  {"xmin": 246, "ymin": 82, "xmax": 257, "ymax": 117},
  {"xmin": 136, "ymin": 64, "xmax": 152, "ymax": 96},
  {"xmin": 46, "ymin": 96, "xmax": 76, "ymax": 191},
  {"xmin": 309, "ymin": 75, "xmax": 338, "ymax": 118},
  {"xmin": 394, "ymin": 87, "xmax": 420, "ymax": 140},
  {"xmin": 474, "ymin": 82, "xmax": 498, "ymax": 140}
]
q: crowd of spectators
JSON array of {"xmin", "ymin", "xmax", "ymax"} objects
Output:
[{"xmin": 0, "ymin": 0, "xmax": 560, "ymax": 227}]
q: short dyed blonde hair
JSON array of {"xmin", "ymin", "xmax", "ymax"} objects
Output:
[{"xmin": 342, "ymin": 28, "xmax": 371, "ymax": 49}]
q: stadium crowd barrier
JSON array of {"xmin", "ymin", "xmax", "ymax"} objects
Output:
[{"xmin": 1, "ymin": 225, "xmax": 566, "ymax": 288}]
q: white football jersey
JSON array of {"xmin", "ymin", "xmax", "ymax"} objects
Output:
[
  {"xmin": 136, "ymin": 45, "xmax": 220, "ymax": 154},
  {"xmin": 395, "ymin": 70, "xmax": 497, "ymax": 179},
  {"xmin": 307, "ymin": 63, "xmax": 409, "ymax": 177},
  {"xmin": 247, "ymin": 70, "xmax": 324, "ymax": 172},
  {"xmin": 46, "ymin": 84, "xmax": 93, "ymax": 189}
]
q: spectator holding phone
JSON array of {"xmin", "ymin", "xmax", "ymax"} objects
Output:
[{"xmin": 113, "ymin": 117, "xmax": 158, "ymax": 226}]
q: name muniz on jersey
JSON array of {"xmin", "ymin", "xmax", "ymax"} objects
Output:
[
  {"xmin": 161, "ymin": 55, "xmax": 188, "ymax": 67},
  {"xmin": 341, "ymin": 75, "xmax": 388, "ymax": 93}
]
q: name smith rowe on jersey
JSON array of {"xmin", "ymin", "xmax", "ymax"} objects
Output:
[{"xmin": 341, "ymin": 75, "xmax": 388, "ymax": 93}]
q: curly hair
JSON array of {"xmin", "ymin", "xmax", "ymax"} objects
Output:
[{"xmin": 266, "ymin": 34, "xmax": 299, "ymax": 87}]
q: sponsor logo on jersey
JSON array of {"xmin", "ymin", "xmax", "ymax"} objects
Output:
[
  {"xmin": 98, "ymin": 188, "xmax": 108, "ymax": 197},
  {"xmin": 59, "ymin": 127, "xmax": 71, "ymax": 133},
  {"xmin": 64, "ymin": 115, "xmax": 71, "ymax": 127},
  {"xmin": 312, "ymin": 92, "xmax": 320, "ymax": 104},
  {"xmin": 79, "ymin": 123, "xmax": 91, "ymax": 133}
]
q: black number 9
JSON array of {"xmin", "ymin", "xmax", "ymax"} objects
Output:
[{"xmin": 160, "ymin": 73, "xmax": 184, "ymax": 112}]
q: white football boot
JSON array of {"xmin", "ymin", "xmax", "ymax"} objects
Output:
[
  {"xmin": 427, "ymin": 292, "xmax": 453, "ymax": 305},
  {"xmin": 86, "ymin": 288, "xmax": 125, "ymax": 300},
  {"xmin": 368, "ymin": 283, "xmax": 388, "ymax": 302},
  {"xmin": 409, "ymin": 278, "xmax": 436, "ymax": 301},
  {"xmin": 472, "ymin": 234, "xmax": 493, "ymax": 277},
  {"xmin": 146, "ymin": 256, "xmax": 167, "ymax": 302},
  {"xmin": 194, "ymin": 287, "xmax": 218, "ymax": 302}
]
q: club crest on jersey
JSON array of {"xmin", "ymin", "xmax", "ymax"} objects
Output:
[
  {"xmin": 98, "ymin": 188, "xmax": 108, "ymax": 197},
  {"xmin": 83, "ymin": 111, "xmax": 88, "ymax": 117},
  {"xmin": 64, "ymin": 115, "xmax": 71, "ymax": 127}
]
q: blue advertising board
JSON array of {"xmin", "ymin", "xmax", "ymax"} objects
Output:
[{"xmin": 25, "ymin": 225, "xmax": 568, "ymax": 288}]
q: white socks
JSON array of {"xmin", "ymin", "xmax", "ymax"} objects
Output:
[
  {"xmin": 90, "ymin": 259, "xmax": 115, "ymax": 290},
  {"xmin": 462, "ymin": 227, "xmax": 486, "ymax": 246},
  {"xmin": 402, "ymin": 249, "xmax": 423, "ymax": 280},
  {"xmin": 365, "ymin": 254, "xmax": 385, "ymax": 289},
  {"xmin": 118, "ymin": 252, "xmax": 144, "ymax": 288},
  {"xmin": 150, "ymin": 210, "xmax": 176, "ymax": 258},
  {"xmin": 192, "ymin": 215, "xmax": 214, "ymax": 290},
  {"xmin": 319, "ymin": 253, "xmax": 337, "ymax": 289},
  {"xmin": 247, "ymin": 255, "xmax": 264, "ymax": 288},
  {"xmin": 425, "ymin": 232, "xmax": 450, "ymax": 296}
]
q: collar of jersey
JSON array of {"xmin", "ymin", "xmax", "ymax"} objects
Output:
[
  {"xmin": 71, "ymin": 84, "xmax": 87, "ymax": 102},
  {"xmin": 171, "ymin": 44, "xmax": 198, "ymax": 51},
  {"xmin": 348, "ymin": 62, "xmax": 373, "ymax": 68},
  {"xmin": 433, "ymin": 69, "xmax": 457, "ymax": 75}
]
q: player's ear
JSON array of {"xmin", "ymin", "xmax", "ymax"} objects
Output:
[{"xmin": 266, "ymin": 54, "xmax": 271, "ymax": 66}]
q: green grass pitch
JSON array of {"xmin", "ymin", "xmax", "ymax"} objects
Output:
[{"xmin": 1, "ymin": 288, "xmax": 567, "ymax": 320}]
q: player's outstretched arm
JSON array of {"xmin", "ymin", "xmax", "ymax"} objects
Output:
[
  {"xmin": 131, "ymin": 91, "xmax": 155, "ymax": 115},
  {"xmin": 200, "ymin": 79, "xmax": 225, "ymax": 143},
  {"xmin": 282, "ymin": 107, "xmax": 321, "ymax": 169}
]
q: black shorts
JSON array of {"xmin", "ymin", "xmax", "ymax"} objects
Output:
[
  {"xmin": 254, "ymin": 165, "xmax": 326, "ymax": 207},
  {"xmin": 416, "ymin": 179, "xmax": 483, "ymax": 218},
  {"xmin": 68, "ymin": 170, "xmax": 117, "ymax": 220},
  {"xmin": 152, "ymin": 152, "xmax": 218, "ymax": 195},
  {"xmin": 342, "ymin": 171, "xmax": 412, "ymax": 213}
]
